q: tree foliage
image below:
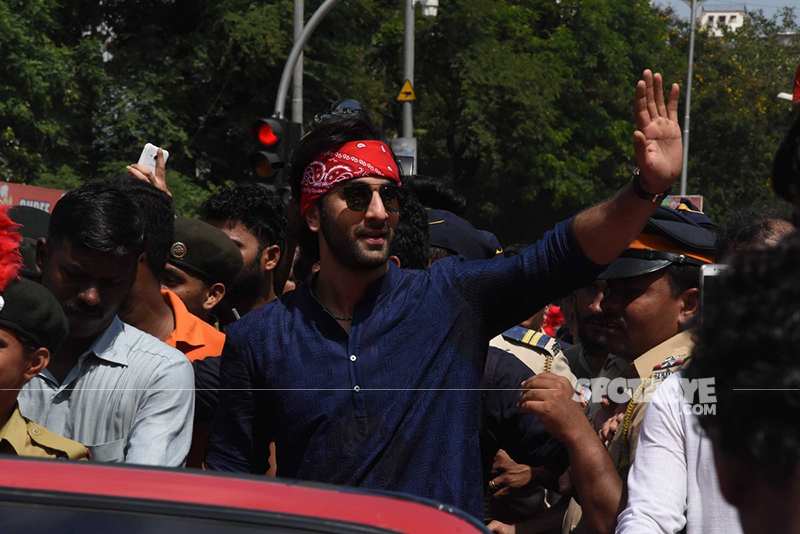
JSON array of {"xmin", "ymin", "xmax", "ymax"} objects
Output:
[
  {"xmin": 0, "ymin": 0, "xmax": 796, "ymax": 236},
  {"xmin": 672, "ymin": 8, "xmax": 799, "ymax": 224}
]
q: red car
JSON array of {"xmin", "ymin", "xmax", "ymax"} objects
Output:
[{"xmin": 0, "ymin": 458, "xmax": 487, "ymax": 534}]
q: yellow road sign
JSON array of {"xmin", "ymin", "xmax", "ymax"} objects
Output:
[{"xmin": 396, "ymin": 80, "xmax": 416, "ymax": 102}]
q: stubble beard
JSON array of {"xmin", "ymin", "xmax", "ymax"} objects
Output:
[{"xmin": 319, "ymin": 204, "xmax": 393, "ymax": 271}]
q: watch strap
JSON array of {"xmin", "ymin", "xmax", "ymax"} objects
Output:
[{"xmin": 631, "ymin": 168, "xmax": 671, "ymax": 203}]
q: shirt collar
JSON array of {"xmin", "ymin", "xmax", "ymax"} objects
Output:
[
  {"xmin": 162, "ymin": 290, "xmax": 205, "ymax": 348},
  {"xmin": 632, "ymin": 330, "xmax": 694, "ymax": 378},
  {"xmin": 87, "ymin": 316, "xmax": 129, "ymax": 366},
  {"xmin": 0, "ymin": 404, "xmax": 30, "ymax": 455}
]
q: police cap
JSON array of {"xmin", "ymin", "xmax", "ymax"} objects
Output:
[
  {"xmin": 0, "ymin": 277, "xmax": 68, "ymax": 353},
  {"xmin": 427, "ymin": 209, "xmax": 501, "ymax": 260},
  {"xmin": 167, "ymin": 218, "xmax": 243, "ymax": 286},
  {"xmin": 599, "ymin": 199, "xmax": 717, "ymax": 280}
]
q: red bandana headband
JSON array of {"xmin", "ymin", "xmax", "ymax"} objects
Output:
[{"xmin": 300, "ymin": 140, "xmax": 401, "ymax": 215}]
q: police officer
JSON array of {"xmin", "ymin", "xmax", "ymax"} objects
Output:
[
  {"xmin": 518, "ymin": 200, "xmax": 717, "ymax": 534},
  {"xmin": 0, "ymin": 277, "xmax": 88, "ymax": 460},
  {"xmin": 162, "ymin": 217, "xmax": 243, "ymax": 325}
]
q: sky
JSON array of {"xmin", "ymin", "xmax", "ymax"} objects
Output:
[{"xmin": 654, "ymin": 0, "xmax": 799, "ymax": 22}]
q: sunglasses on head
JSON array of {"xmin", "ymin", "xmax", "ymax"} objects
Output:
[{"xmin": 339, "ymin": 182, "xmax": 403, "ymax": 213}]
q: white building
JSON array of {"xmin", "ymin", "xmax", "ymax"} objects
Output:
[{"xmin": 700, "ymin": 10, "xmax": 747, "ymax": 36}]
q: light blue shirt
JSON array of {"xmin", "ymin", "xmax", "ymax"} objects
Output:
[{"xmin": 19, "ymin": 317, "xmax": 194, "ymax": 467}]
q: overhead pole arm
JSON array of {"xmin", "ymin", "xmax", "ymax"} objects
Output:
[{"xmin": 274, "ymin": 0, "xmax": 345, "ymax": 119}]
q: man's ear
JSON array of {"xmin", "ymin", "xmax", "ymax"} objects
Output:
[
  {"xmin": 202, "ymin": 282, "xmax": 226, "ymax": 312},
  {"xmin": 24, "ymin": 347, "xmax": 50, "ymax": 381},
  {"xmin": 35, "ymin": 237, "xmax": 48, "ymax": 276},
  {"xmin": 389, "ymin": 255, "xmax": 401, "ymax": 268},
  {"xmin": 306, "ymin": 204, "xmax": 321, "ymax": 233},
  {"xmin": 260, "ymin": 245, "xmax": 281, "ymax": 273},
  {"xmin": 678, "ymin": 287, "xmax": 701, "ymax": 327}
]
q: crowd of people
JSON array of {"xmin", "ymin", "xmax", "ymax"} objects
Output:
[{"xmin": 1, "ymin": 68, "xmax": 799, "ymax": 534}]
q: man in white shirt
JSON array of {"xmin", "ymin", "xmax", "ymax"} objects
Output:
[
  {"xmin": 20, "ymin": 180, "xmax": 194, "ymax": 466},
  {"xmin": 616, "ymin": 371, "xmax": 742, "ymax": 534},
  {"xmin": 684, "ymin": 234, "xmax": 800, "ymax": 534}
]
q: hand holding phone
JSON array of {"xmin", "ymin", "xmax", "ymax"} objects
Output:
[
  {"xmin": 127, "ymin": 143, "xmax": 171, "ymax": 197},
  {"xmin": 137, "ymin": 143, "xmax": 169, "ymax": 176}
]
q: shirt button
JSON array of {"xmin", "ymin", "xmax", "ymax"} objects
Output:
[
  {"xmin": 354, "ymin": 385, "xmax": 361, "ymax": 392},
  {"xmin": 350, "ymin": 355, "xmax": 357, "ymax": 362},
  {"xmin": 31, "ymin": 428, "xmax": 41, "ymax": 436}
]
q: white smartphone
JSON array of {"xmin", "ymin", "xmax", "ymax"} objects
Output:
[
  {"xmin": 700, "ymin": 264, "xmax": 729, "ymax": 321},
  {"xmin": 137, "ymin": 143, "xmax": 169, "ymax": 176}
]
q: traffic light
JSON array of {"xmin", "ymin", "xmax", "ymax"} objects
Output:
[{"xmin": 248, "ymin": 117, "xmax": 302, "ymax": 187}]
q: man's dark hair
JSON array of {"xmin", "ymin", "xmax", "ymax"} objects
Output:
[
  {"xmin": 288, "ymin": 114, "xmax": 388, "ymax": 264},
  {"xmin": 200, "ymin": 184, "xmax": 287, "ymax": 253},
  {"xmin": 404, "ymin": 176, "xmax": 467, "ymax": 217},
  {"xmin": 106, "ymin": 177, "xmax": 174, "ymax": 278},
  {"xmin": 48, "ymin": 180, "xmax": 145, "ymax": 257},
  {"xmin": 389, "ymin": 193, "xmax": 429, "ymax": 270},
  {"xmin": 687, "ymin": 232, "xmax": 800, "ymax": 480},
  {"xmin": 664, "ymin": 264, "xmax": 700, "ymax": 298},
  {"xmin": 715, "ymin": 205, "xmax": 792, "ymax": 261}
]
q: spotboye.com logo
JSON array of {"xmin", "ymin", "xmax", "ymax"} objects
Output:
[{"xmin": 574, "ymin": 376, "xmax": 717, "ymax": 415}]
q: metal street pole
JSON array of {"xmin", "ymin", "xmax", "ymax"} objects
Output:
[
  {"xmin": 292, "ymin": 0, "xmax": 304, "ymax": 125},
  {"xmin": 679, "ymin": 0, "xmax": 704, "ymax": 196},
  {"xmin": 275, "ymin": 0, "xmax": 343, "ymax": 119},
  {"xmin": 402, "ymin": 0, "xmax": 415, "ymax": 139}
]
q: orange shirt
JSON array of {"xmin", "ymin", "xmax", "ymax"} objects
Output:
[{"xmin": 162, "ymin": 290, "xmax": 226, "ymax": 362}]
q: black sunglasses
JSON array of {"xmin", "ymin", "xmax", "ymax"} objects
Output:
[{"xmin": 339, "ymin": 182, "xmax": 403, "ymax": 213}]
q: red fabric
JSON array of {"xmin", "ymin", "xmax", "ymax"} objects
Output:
[
  {"xmin": 542, "ymin": 305, "xmax": 564, "ymax": 337},
  {"xmin": 300, "ymin": 140, "xmax": 400, "ymax": 215},
  {"xmin": 0, "ymin": 205, "xmax": 22, "ymax": 291}
]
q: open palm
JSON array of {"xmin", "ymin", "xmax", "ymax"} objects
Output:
[{"xmin": 633, "ymin": 70, "xmax": 682, "ymax": 193}]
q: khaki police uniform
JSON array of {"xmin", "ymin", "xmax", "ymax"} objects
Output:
[
  {"xmin": 489, "ymin": 327, "xmax": 576, "ymax": 383},
  {"xmin": 562, "ymin": 331, "xmax": 694, "ymax": 534},
  {"xmin": 0, "ymin": 404, "xmax": 89, "ymax": 460},
  {"xmin": 607, "ymin": 330, "xmax": 693, "ymax": 475}
]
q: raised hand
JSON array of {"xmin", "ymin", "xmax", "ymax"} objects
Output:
[
  {"xmin": 633, "ymin": 70, "xmax": 682, "ymax": 194},
  {"xmin": 127, "ymin": 148, "xmax": 171, "ymax": 197}
]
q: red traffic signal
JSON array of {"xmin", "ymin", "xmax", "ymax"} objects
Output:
[
  {"xmin": 250, "ymin": 118, "xmax": 284, "ymax": 147},
  {"xmin": 247, "ymin": 117, "xmax": 301, "ymax": 185}
]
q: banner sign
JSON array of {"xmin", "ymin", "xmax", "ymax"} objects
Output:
[{"xmin": 0, "ymin": 182, "xmax": 66, "ymax": 213}]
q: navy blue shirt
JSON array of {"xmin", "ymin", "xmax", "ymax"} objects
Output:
[{"xmin": 206, "ymin": 219, "xmax": 601, "ymax": 518}]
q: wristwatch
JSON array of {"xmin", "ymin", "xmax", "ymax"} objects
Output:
[{"xmin": 630, "ymin": 168, "xmax": 671, "ymax": 203}]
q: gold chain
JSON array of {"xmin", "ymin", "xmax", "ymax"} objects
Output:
[{"xmin": 618, "ymin": 377, "xmax": 651, "ymax": 471}]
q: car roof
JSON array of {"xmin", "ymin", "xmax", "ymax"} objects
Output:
[{"xmin": 0, "ymin": 458, "xmax": 486, "ymax": 534}]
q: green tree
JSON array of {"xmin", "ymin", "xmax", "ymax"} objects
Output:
[
  {"xmin": 413, "ymin": 0, "xmax": 683, "ymax": 242},
  {"xmin": 3, "ymin": 0, "xmax": 793, "ymax": 238},
  {"xmin": 674, "ymin": 8, "xmax": 799, "ymax": 224}
]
